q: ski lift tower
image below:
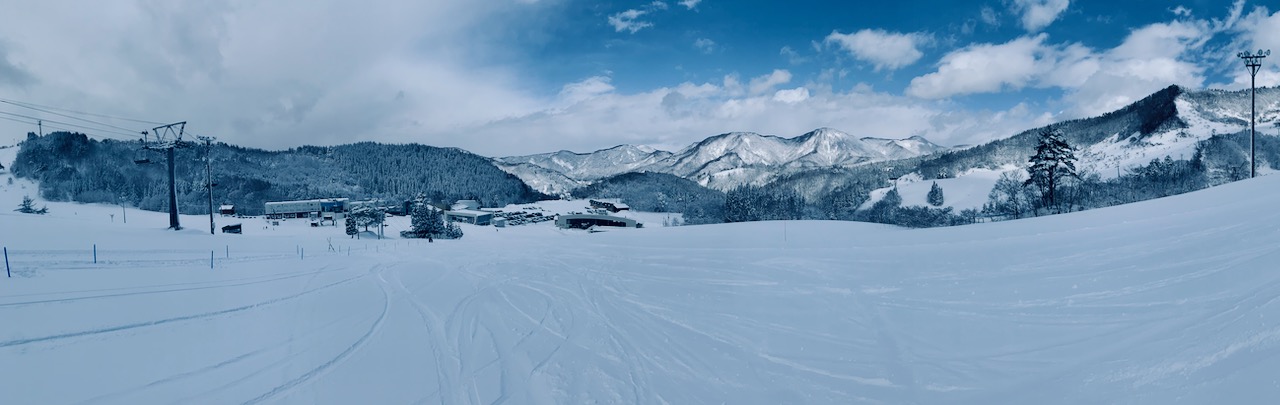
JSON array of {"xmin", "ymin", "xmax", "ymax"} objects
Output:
[{"xmin": 142, "ymin": 122, "xmax": 189, "ymax": 230}]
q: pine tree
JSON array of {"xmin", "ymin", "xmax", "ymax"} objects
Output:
[
  {"xmin": 345, "ymin": 214, "xmax": 358, "ymax": 238},
  {"xmin": 927, "ymin": 181, "xmax": 944, "ymax": 207},
  {"xmin": 15, "ymin": 195, "xmax": 46, "ymax": 214},
  {"xmin": 401, "ymin": 197, "xmax": 436, "ymax": 239},
  {"xmin": 1024, "ymin": 129, "xmax": 1079, "ymax": 213}
]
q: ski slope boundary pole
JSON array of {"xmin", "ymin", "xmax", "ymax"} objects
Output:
[{"xmin": 4, "ymin": 247, "xmax": 9, "ymax": 278}]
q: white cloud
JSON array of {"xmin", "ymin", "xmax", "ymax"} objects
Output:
[
  {"xmin": 559, "ymin": 76, "xmax": 616, "ymax": 106},
  {"xmin": 748, "ymin": 69, "xmax": 792, "ymax": 95},
  {"xmin": 1218, "ymin": 5, "xmax": 1280, "ymax": 89},
  {"xmin": 693, "ymin": 37, "xmax": 716, "ymax": 54},
  {"xmin": 825, "ymin": 29, "xmax": 930, "ymax": 71},
  {"xmin": 467, "ymin": 75, "xmax": 1055, "ymax": 153},
  {"xmin": 981, "ymin": 6, "xmax": 1000, "ymax": 27},
  {"xmin": 608, "ymin": 9, "xmax": 652, "ymax": 34},
  {"xmin": 908, "ymin": 16, "xmax": 1215, "ymax": 117},
  {"xmin": 907, "ymin": 35, "xmax": 1049, "ymax": 99},
  {"xmin": 679, "ymin": 0, "xmax": 702, "ymax": 10},
  {"xmin": 1009, "ymin": 0, "xmax": 1070, "ymax": 32},
  {"xmin": 650, "ymin": 1, "xmax": 669, "ymax": 11},
  {"xmin": 772, "ymin": 87, "xmax": 810, "ymax": 104}
]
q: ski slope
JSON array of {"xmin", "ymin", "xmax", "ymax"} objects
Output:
[{"xmin": 3, "ymin": 148, "xmax": 1280, "ymax": 403}]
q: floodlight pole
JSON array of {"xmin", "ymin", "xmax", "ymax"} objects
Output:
[{"xmin": 1239, "ymin": 49, "xmax": 1270, "ymax": 178}]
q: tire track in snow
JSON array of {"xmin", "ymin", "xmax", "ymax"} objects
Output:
[{"xmin": 0, "ymin": 271, "xmax": 366, "ymax": 349}]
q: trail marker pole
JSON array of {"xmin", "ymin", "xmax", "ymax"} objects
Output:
[
  {"xmin": 93, "ymin": 244, "xmax": 97, "ymax": 264},
  {"xmin": 210, "ymin": 251, "xmax": 214, "ymax": 269},
  {"xmin": 225, "ymin": 245, "xmax": 229, "ymax": 258},
  {"xmin": 4, "ymin": 247, "xmax": 10, "ymax": 278}
]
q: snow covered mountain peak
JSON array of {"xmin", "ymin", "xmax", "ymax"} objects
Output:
[{"xmin": 496, "ymin": 128, "xmax": 950, "ymax": 193}]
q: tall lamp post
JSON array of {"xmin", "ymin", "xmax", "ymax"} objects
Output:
[{"xmin": 1238, "ymin": 49, "xmax": 1270, "ymax": 178}]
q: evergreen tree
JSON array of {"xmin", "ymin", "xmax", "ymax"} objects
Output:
[
  {"xmin": 401, "ymin": 197, "xmax": 438, "ymax": 238},
  {"xmin": 1024, "ymin": 129, "xmax": 1079, "ymax": 212},
  {"xmin": 15, "ymin": 195, "xmax": 47, "ymax": 214},
  {"xmin": 864, "ymin": 187, "xmax": 901, "ymax": 224},
  {"xmin": 345, "ymin": 214, "xmax": 358, "ymax": 238},
  {"xmin": 927, "ymin": 181, "xmax": 944, "ymax": 207}
]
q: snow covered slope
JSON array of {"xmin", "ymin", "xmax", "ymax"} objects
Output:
[
  {"xmin": 1076, "ymin": 86, "xmax": 1280, "ymax": 178},
  {"xmin": 4, "ymin": 143, "xmax": 1280, "ymax": 403}
]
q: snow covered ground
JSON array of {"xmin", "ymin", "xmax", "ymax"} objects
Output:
[
  {"xmin": 861, "ymin": 168, "xmax": 1008, "ymax": 211},
  {"xmin": 4, "ymin": 146, "xmax": 1280, "ymax": 404}
]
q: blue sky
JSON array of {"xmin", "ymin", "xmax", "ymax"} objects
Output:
[{"xmin": 0, "ymin": 0, "xmax": 1277, "ymax": 156}]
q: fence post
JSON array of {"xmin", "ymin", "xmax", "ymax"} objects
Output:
[{"xmin": 4, "ymin": 247, "xmax": 9, "ymax": 278}]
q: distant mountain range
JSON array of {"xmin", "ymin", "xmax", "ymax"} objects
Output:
[
  {"xmin": 497, "ymin": 84, "xmax": 1280, "ymax": 200},
  {"xmin": 496, "ymin": 128, "xmax": 948, "ymax": 195}
]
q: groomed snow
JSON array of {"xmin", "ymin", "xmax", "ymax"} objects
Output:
[{"xmin": 3, "ymin": 146, "xmax": 1280, "ymax": 404}]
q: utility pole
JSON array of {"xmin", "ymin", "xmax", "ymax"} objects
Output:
[
  {"xmin": 145, "ymin": 122, "xmax": 188, "ymax": 230},
  {"xmin": 37, "ymin": 120, "xmax": 42, "ymax": 136},
  {"xmin": 1238, "ymin": 49, "xmax": 1270, "ymax": 179},
  {"xmin": 197, "ymin": 135, "xmax": 216, "ymax": 235}
]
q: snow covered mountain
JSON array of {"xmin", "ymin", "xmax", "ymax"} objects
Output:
[
  {"xmin": 497, "ymin": 128, "xmax": 948, "ymax": 194},
  {"xmin": 829, "ymin": 84, "xmax": 1280, "ymax": 212}
]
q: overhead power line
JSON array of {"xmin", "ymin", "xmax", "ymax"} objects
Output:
[
  {"xmin": 0, "ymin": 99, "xmax": 149, "ymax": 134},
  {"xmin": 0, "ymin": 109, "xmax": 140, "ymax": 140},
  {"xmin": 0, "ymin": 97, "xmax": 165, "ymax": 126}
]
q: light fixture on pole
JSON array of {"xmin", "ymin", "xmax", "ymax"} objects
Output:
[{"xmin": 1238, "ymin": 49, "xmax": 1270, "ymax": 179}]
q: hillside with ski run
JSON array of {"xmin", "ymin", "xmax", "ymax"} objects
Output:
[{"xmin": 4, "ymin": 140, "xmax": 1280, "ymax": 404}]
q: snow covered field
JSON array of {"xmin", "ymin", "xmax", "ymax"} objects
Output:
[{"xmin": 3, "ymin": 146, "xmax": 1280, "ymax": 403}]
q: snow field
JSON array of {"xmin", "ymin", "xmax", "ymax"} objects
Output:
[{"xmin": 4, "ymin": 146, "xmax": 1280, "ymax": 403}]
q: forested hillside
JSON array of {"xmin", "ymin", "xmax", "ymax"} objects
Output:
[
  {"xmin": 10, "ymin": 132, "xmax": 548, "ymax": 215},
  {"xmin": 569, "ymin": 172, "xmax": 724, "ymax": 225}
]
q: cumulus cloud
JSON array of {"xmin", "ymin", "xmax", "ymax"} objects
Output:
[
  {"xmin": 772, "ymin": 87, "xmax": 810, "ymax": 104},
  {"xmin": 907, "ymin": 35, "xmax": 1049, "ymax": 99},
  {"xmin": 907, "ymin": 13, "xmax": 1222, "ymax": 119},
  {"xmin": 825, "ymin": 29, "xmax": 930, "ymax": 71},
  {"xmin": 1009, "ymin": 0, "xmax": 1070, "ymax": 32},
  {"xmin": 679, "ymin": 0, "xmax": 702, "ymax": 10}
]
